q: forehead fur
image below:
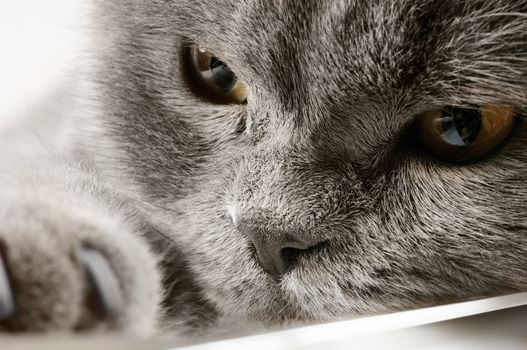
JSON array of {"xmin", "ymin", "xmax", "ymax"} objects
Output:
[
  {"xmin": 93, "ymin": 0, "xmax": 527, "ymax": 151},
  {"xmin": 104, "ymin": 0, "xmax": 527, "ymax": 101},
  {"xmin": 91, "ymin": 0, "xmax": 527, "ymax": 175}
]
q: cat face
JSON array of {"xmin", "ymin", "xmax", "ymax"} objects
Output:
[{"xmin": 91, "ymin": 0, "xmax": 527, "ymax": 331}]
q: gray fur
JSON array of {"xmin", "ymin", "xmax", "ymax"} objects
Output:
[{"xmin": 1, "ymin": 0, "xmax": 526, "ymax": 338}]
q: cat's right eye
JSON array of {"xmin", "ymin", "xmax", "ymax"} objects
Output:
[{"xmin": 185, "ymin": 45, "xmax": 248, "ymax": 105}]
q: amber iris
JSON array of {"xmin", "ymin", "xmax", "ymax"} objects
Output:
[
  {"xmin": 186, "ymin": 46, "xmax": 248, "ymax": 104},
  {"xmin": 418, "ymin": 105, "xmax": 516, "ymax": 161}
]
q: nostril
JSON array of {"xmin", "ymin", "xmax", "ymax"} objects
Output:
[
  {"xmin": 238, "ymin": 219, "xmax": 329, "ymax": 277},
  {"xmin": 279, "ymin": 240, "xmax": 329, "ymax": 274},
  {"xmin": 279, "ymin": 247, "xmax": 303, "ymax": 274},
  {"xmin": 280, "ymin": 248, "xmax": 302, "ymax": 273}
]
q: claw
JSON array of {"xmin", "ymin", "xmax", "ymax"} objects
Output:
[
  {"xmin": 0, "ymin": 248, "xmax": 15, "ymax": 321},
  {"xmin": 79, "ymin": 247, "xmax": 124, "ymax": 320}
]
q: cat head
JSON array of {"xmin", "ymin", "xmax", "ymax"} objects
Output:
[{"xmin": 89, "ymin": 0, "xmax": 527, "ymax": 332}]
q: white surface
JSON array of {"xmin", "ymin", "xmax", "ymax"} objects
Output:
[
  {"xmin": 3, "ymin": 294, "xmax": 526, "ymax": 350},
  {"xmin": 180, "ymin": 293, "xmax": 527, "ymax": 350}
]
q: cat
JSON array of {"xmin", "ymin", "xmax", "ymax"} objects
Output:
[{"xmin": 0, "ymin": 0, "xmax": 526, "ymax": 339}]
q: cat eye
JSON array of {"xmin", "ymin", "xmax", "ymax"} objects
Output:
[
  {"xmin": 186, "ymin": 46, "xmax": 248, "ymax": 104},
  {"xmin": 417, "ymin": 105, "xmax": 516, "ymax": 161}
]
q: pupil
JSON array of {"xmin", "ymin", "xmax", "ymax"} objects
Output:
[
  {"xmin": 210, "ymin": 57, "xmax": 237, "ymax": 93},
  {"xmin": 440, "ymin": 106, "xmax": 482, "ymax": 147}
]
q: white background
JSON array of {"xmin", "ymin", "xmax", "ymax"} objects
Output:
[{"xmin": 0, "ymin": 0, "xmax": 84, "ymax": 129}]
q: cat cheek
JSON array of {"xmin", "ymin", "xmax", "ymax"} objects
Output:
[{"xmin": 226, "ymin": 203, "xmax": 239, "ymax": 226}]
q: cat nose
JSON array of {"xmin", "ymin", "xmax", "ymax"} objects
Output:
[{"xmin": 237, "ymin": 220, "xmax": 326, "ymax": 278}]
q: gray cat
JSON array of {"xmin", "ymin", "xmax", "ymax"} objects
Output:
[{"xmin": 0, "ymin": 0, "xmax": 526, "ymax": 338}]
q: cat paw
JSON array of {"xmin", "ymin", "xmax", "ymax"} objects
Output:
[{"xmin": 0, "ymin": 197, "xmax": 161, "ymax": 334}]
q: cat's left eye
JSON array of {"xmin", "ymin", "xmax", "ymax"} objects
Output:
[
  {"xmin": 185, "ymin": 46, "xmax": 248, "ymax": 105},
  {"xmin": 417, "ymin": 104, "xmax": 516, "ymax": 161},
  {"xmin": 418, "ymin": 105, "xmax": 516, "ymax": 161}
]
